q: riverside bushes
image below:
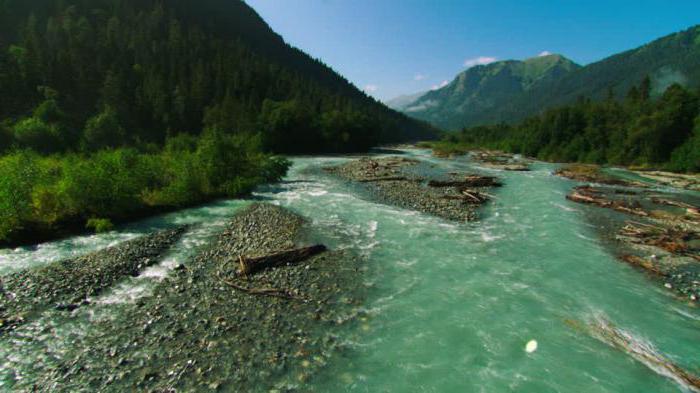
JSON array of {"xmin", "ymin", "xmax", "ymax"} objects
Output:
[{"xmin": 0, "ymin": 131, "xmax": 289, "ymax": 244}]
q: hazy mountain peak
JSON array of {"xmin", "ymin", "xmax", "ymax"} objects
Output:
[
  {"xmin": 385, "ymin": 91, "xmax": 428, "ymax": 111},
  {"xmin": 402, "ymin": 53, "xmax": 581, "ymax": 127}
]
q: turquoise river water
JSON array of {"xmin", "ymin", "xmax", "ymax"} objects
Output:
[{"xmin": 1, "ymin": 149, "xmax": 699, "ymax": 392}]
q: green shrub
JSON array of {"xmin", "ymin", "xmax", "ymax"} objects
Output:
[
  {"xmin": 0, "ymin": 151, "xmax": 40, "ymax": 240},
  {"xmin": 145, "ymin": 151, "xmax": 205, "ymax": 207},
  {"xmin": 59, "ymin": 149, "xmax": 148, "ymax": 217},
  {"xmin": 83, "ymin": 107, "xmax": 126, "ymax": 151},
  {"xmin": 0, "ymin": 132, "xmax": 291, "ymax": 244},
  {"xmin": 13, "ymin": 118, "xmax": 61, "ymax": 154},
  {"xmin": 86, "ymin": 218, "xmax": 115, "ymax": 233},
  {"xmin": 668, "ymin": 118, "xmax": 700, "ymax": 172},
  {"xmin": 261, "ymin": 156, "xmax": 291, "ymax": 182},
  {"xmin": 33, "ymin": 99, "xmax": 65, "ymax": 124},
  {"xmin": 165, "ymin": 133, "xmax": 198, "ymax": 154}
]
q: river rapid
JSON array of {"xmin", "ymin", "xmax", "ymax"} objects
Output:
[{"xmin": 1, "ymin": 149, "xmax": 699, "ymax": 392}]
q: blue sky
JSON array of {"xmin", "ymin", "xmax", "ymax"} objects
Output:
[{"xmin": 244, "ymin": 0, "xmax": 700, "ymax": 102}]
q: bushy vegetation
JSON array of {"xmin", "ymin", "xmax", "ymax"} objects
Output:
[
  {"xmin": 0, "ymin": 132, "xmax": 289, "ymax": 243},
  {"xmin": 432, "ymin": 78, "xmax": 700, "ymax": 172}
]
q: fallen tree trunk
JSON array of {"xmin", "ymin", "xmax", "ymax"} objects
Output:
[
  {"xmin": 428, "ymin": 175, "xmax": 502, "ymax": 188},
  {"xmin": 237, "ymin": 245, "xmax": 327, "ymax": 276},
  {"xmin": 566, "ymin": 189, "xmax": 649, "ymax": 217}
]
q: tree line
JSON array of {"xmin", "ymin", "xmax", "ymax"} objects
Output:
[{"xmin": 434, "ymin": 77, "xmax": 699, "ymax": 172}]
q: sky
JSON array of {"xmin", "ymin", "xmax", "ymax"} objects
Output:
[{"xmin": 244, "ymin": 0, "xmax": 700, "ymax": 102}]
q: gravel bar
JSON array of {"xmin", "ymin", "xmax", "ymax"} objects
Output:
[
  {"xmin": 325, "ymin": 156, "xmax": 499, "ymax": 221},
  {"xmin": 1, "ymin": 226, "xmax": 188, "ymax": 332},
  {"xmin": 12, "ymin": 203, "xmax": 365, "ymax": 392}
]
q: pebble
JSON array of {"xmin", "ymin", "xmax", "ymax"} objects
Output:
[{"xmin": 526, "ymin": 340, "xmax": 538, "ymax": 353}]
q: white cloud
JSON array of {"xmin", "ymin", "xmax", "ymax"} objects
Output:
[
  {"xmin": 406, "ymin": 99, "xmax": 439, "ymax": 112},
  {"xmin": 414, "ymin": 73, "xmax": 426, "ymax": 81},
  {"xmin": 363, "ymin": 84, "xmax": 378, "ymax": 93},
  {"xmin": 431, "ymin": 80, "xmax": 449, "ymax": 90},
  {"xmin": 464, "ymin": 56, "xmax": 497, "ymax": 68},
  {"xmin": 538, "ymin": 51, "xmax": 553, "ymax": 57}
]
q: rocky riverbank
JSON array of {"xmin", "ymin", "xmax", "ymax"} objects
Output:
[
  {"xmin": 0, "ymin": 226, "xmax": 188, "ymax": 332},
  {"xmin": 325, "ymin": 156, "xmax": 500, "ymax": 221},
  {"xmin": 5, "ymin": 203, "xmax": 365, "ymax": 392},
  {"xmin": 563, "ymin": 180, "xmax": 700, "ymax": 303}
]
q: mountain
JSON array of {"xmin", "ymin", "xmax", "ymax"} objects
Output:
[
  {"xmin": 496, "ymin": 25, "xmax": 700, "ymax": 124},
  {"xmin": 402, "ymin": 25, "xmax": 700, "ymax": 130},
  {"xmin": 386, "ymin": 91, "xmax": 427, "ymax": 111},
  {"xmin": 403, "ymin": 54, "xmax": 580, "ymax": 129},
  {"xmin": 0, "ymin": 0, "xmax": 436, "ymax": 154}
]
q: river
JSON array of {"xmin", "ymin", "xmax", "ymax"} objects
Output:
[{"xmin": 1, "ymin": 149, "xmax": 699, "ymax": 392}]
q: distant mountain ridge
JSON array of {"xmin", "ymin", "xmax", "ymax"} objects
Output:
[
  {"xmin": 398, "ymin": 25, "xmax": 700, "ymax": 130},
  {"xmin": 400, "ymin": 54, "xmax": 580, "ymax": 129}
]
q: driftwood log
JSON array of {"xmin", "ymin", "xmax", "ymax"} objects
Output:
[
  {"xmin": 620, "ymin": 222, "xmax": 699, "ymax": 261},
  {"xmin": 586, "ymin": 318, "xmax": 700, "ymax": 392},
  {"xmin": 567, "ymin": 187, "xmax": 648, "ymax": 217},
  {"xmin": 441, "ymin": 189, "xmax": 491, "ymax": 204},
  {"xmin": 237, "ymin": 245, "xmax": 327, "ymax": 276},
  {"xmin": 428, "ymin": 175, "xmax": 501, "ymax": 188}
]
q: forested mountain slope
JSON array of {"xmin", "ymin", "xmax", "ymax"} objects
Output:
[
  {"xmin": 404, "ymin": 54, "xmax": 580, "ymax": 129},
  {"xmin": 0, "ymin": 0, "xmax": 435, "ymax": 154}
]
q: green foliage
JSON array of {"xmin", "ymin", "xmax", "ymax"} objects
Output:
[
  {"xmin": 669, "ymin": 117, "xmax": 700, "ymax": 172},
  {"xmin": 33, "ymin": 98, "xmax": 64, "ymax": 123},
  {"xmin": 59, "ymin": 149, "xmax": 149, "ymax": 217},
  {"xmin": 82, "ymin": 107, "xmax": 125, "ymax": 151},
  {"xmin": 261, "ymin": 156, "xmax": 291, "ymax": 182},
  {"xmin": 148, "ymin": 132, "xmax": 290, "ymax": 207},
  {"xmin": 438, "ymin": 79, "xmax": 700, "ymax": 172},
  {"xmin": 86, "ymin": 218, "xmax": 114, "ymax": 233},
  {"xmin": 12, "ymin": 117, "xmax": 61, "ymax": 154},
  {"xmin": 0, "ymin": 121, "xmax": 13, "ymax": 153},
  {"xmin": 0, "ymin": 134, "xmax": 290, "ymax": 244},
  {"xmin": 0, "ymin": 151, "xmax": 39, "ymax": 240}
]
